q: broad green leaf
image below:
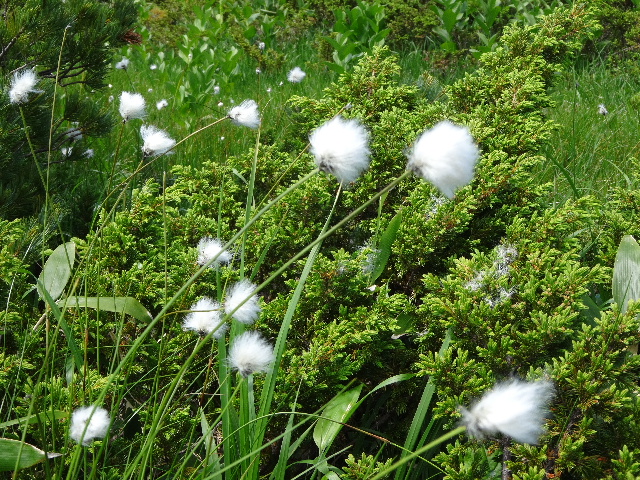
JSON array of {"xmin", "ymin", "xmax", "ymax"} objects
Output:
[
  {"xmin": 61, "ymin": 297, "xmax": 152, "ymax": 323},
  {"xmin": 0, "ymin": 438, "xmax": 61, "ymax": 471},
  {"xmin": 0, "ymin": 410, "xmax": 67, "ymax": 429},
  {"xmin": 370, "ymin": 211, "xmax": 402, "ymax": 284},
  {"xmin": 37, "ymin": 242, "xmax": 75, "ymax": 301},
  {"xmin": 613, "ymin": 235, "xmax": 640, "ymax": 314},
  {"xmin": 314, "ymin": 384, "xmax": 363, "ymax": 453}
]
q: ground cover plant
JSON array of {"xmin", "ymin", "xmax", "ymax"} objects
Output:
[{"xmin": 3, "ymin": 0, "xmax": 640, "ymax": 479}]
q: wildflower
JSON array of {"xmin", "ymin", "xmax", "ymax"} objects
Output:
[
  {"xmin": 84, "ymin": 149, "xmax": 94, "ymax": 158},
  {"xmin": 214, "ymin": 85, "xmax": 220, "ymax": 95},
  {"xmin": 460, "ymin": 379, "xmax": 554, "ymax": 444},
  {"xmin": 115, "ymin": 57, "xmax": 130, "ymax": 70},
  {"xmin": 224, "ymin": 279, "xmax": 261, "ymax": 324},
  {"xmin": 183, "ymin": 297, "xmax": 227, "ymax": 338},
  {"xmin": 8, "ymin": 68, "xmax": 42, "ymax": 104},
  {"xmin": 598, "ymin": 103, "xmax": 608, "ymax": 115},
  {"xmin": 217, "ymin": 101, "xmax": 224, "ymax": 108},
  {"xmin": 119, "ymin": 91, "xmax": 146, "ymax": 122},
  {"xmin": 228, "ymin": 99, "xmax": 260, "ymax": 129},
  {"xmin": 406, "ymin": 120, "xmax": 480, "ymax": 198},
  {"xmin": 287, "ymin": 66, "xmax": 306, "ymax": 83},
  {"xmin": 108, "ymin": 95, "xmax": 114, "ymax": 103},
  {"xmin": 256, "ymin": 68, "xmax": 261, "ymax": 74},
  {"xmin": 279, "ymin": 81, "xmax": 284, "ymax": 86},
  {"xmin": 61, "ymin": 147, "xmax": 73, "ymax": 157},
  {"xmin": 266, "ymin": 87, "xmax": 272, "ymax": 93},
  {"xmin": 228, "ymin": 331, "xmax": 274, "ymax": 376},
  {"xmin": 309, "ymin": 116, "xmax": 371, "ymax": 185},
  {"xmin": 69, "ymin": 406, "xmax": 111, "ymax": 445},
  {"xmin": 156, "ymin": 99, "xmax": 169, "ymax": 110},
  {"xmin": 196, "ymin": 237, "xmax": 232, "ymax": 268},
  {"xmin": 148, "ymin": 88, "xmax": 153, "ymax": 93},
  {"xmin": 150, "ymin": 64, "xmax": 158, "ymax": 70},
  {"xmin": 258, "ymin": 41, "xmax": 265, "ymax": 50},
  {"xmin": 140, "ymin": 125, "xmax": 175, "ymax": 156}
]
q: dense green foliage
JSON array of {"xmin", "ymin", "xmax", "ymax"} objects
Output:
[{"xmin": 3, "ymin": 0, "xmax": 640, "ymax": 478}]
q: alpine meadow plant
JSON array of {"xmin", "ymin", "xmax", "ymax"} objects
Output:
[{"xmin": 7, "ymin": 3, "xmax": 640, "ymax": 480}]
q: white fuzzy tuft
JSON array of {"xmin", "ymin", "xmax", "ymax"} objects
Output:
[
  {"xmin": 460, "ymin": 379, "xmax": 554, "ymax": 444},
  {"xmin": 115, "ymin": 57, "xmax": 130, "ymax": 70},
  {"xmin": 228, "ymin": 99, "xmax": 261, "ymax": 129},
  {"xmin": 9, "ymin": 69, "xmax": 42, "ymax": 104},
  {"xmin": 197, "ymin": 237, "xmax": 233, "ymax": 268},
  {"xmin": 287, "ymin": 66, "xmax": 306, "ymax": 83},
  {"xmin": 224, "ymin": 279, "xmax": 261, "ymax": 325},
  {"xmin": 69, "ymin": 406, "xmax": 111, "ymax": 445},
  {"xmin": 406, "ymin": 120, "xmax": 480, "ymax": 198},
  {"xmin": 183, "ymin": 297, "xmax": 227, "ymax": 338},
  {"xmin": 228, "ymin": 331, "xmax": 275, "ymax": 376},
  {"xmin": 309, "ymin": 116, "xmax": 371, "ymax": 185},
  {"xmin": 156, "ymin": 99, "xmax": 169, "ymax": 110},
  {"xmin": 140, "ymin": 125, "xmax": 175, "ymax": 156},
  {"xmin": 119, "ymin": 91, "xmax": 146, "ymax": 122}
]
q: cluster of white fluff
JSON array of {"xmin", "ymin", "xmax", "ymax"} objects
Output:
[
  {"xmin": 197, "ymin": 237, "xmax": 233, "ymax": 268},
  {"xmin": 69, "ymin": 406, "xmax": 111, "ymax": 445},
  {"xmin": 309, "ymin": 116, "xmax": 371, "ymax": 185},
  {"xmin": 140, "ymin": 125, "xmax": 176, "ymax": 156},
  {"xmin": 460, "ymin": 379, "xmax": 554, "ymax": 444},
  {"xmin": 228, "ymin": 331, "xmax": 275, "ymax": 376},
  {"xmin": 119, "ymin": 91, "xmax": 146, "ymax": 122},
  {"xmin": 115, "ymin": 57, "xmax": 130, "ymax": 70},
  {"xmin": 406, "ymin": 120, "xmax": 480, "ymax": 198},
  {"xmin": 287, "ymin": 66, "xmax": 306, "ymax": 83},
  {"xmin": 228, "ymin": 99, "xmax": 261, "ymax": 129},
  {"xmin": 224, "ymin": 279, "xmax": 261, "ymax": 325},
  {"xmin": 9, "ymin": 69, "xmax": 42, "ymax": 104},
  {"xmin": 183, "ymin": 297, "xmax": 227, "ymax": 338}
]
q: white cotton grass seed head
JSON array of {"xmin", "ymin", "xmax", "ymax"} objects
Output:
[
  {"xmin": 598, "ymin": 103, "xmax": 609, "ymax": 115},
  {"xmin": 9, "ymin": 68, "xmax": 42, "ymax": 104},
  {"xmin": 460, "ymin": 379, "xmax": 554, "ymax": 444},
  {"xmin": 115, "ymin": 57, "xmax": 129, "ymax": 70},
  {"xmin": 309, "ymin": 116, "xmax": 371, "ymax": 185},
  {"xmin": 228, "ymin": 99, "xmax": 260, "ymax": 129},
  {"xmin": 228, "ymin": 331, "xmax": 275, "ymax": 376},
  {"xmin": 406, "ymin": 120, "xmax": 480, "ymax": 198},
  {"xmin": 140, "ymin": 125, "xmax": 175, "ymax": 156},
  {"xmin": 287, "ymin": 66, "xmax": 306, "ymax": 83},
  {"xmin": 183, "ymin": 297, "xmax": 227, "ymax": 338},
  {"xmin": 119, "ymin": 91, "xmax": 146, "ymax": 122},
  {"xmin": 197, "ymin": 237, "xmax": 232, "ymax": 268},
  {"xmin": 69, "ymin": 405, "xmax": 111, "ymax": 445},
  {"xmin": 224, "ymin": 279, "xmax": 261, "ymax": 325},
  {"xmin": 156, "ymin": 99, "xmax": 168, "ymax": 110}
]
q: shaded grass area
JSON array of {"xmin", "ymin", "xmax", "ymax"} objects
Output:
[{"xmin": 537, "ymin": 62, "xmax": 640, "ymax": 201}]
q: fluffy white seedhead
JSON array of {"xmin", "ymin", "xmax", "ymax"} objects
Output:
[
  {"xmin": 309, "ymin": 116, "xmax": 371, "ymax": 185},
  {"xmin": 65, "ymin": 127, "xmax": 83, "ymax": 142},
  {"xmin": 197, "ymin": 237, "xmax": 233, "ymax": 268},
  {"xmin": 598, "ymin": 103, "xmax": 608, "ymax": 116},
  {"xmin": 228, "ymin": 331, "xmax": 275, "ymax": 376},
  {"xmin": 406, "ymin": 120, "xmax": 480, "ymax": 198},
  {"xmin": 115, "ymin": 57, "xmax": 130, "ymax": 70},
  {"xmin": 156, "ymin": 99, "xmax": 168, "ymax": 110},
  {"xmin": 183, "ymin": 297, "xmax": 227, "ymax": 338},
  {"xmin": 140, "ymin": 125, "xmax": 176, "ymax": 156},
  {"xmin": 69, "ymin": 406, "xmax": 111, "ymax": 445},
  {"xmin": 287, "ymin": 66, "xmax": 306, "ymax": 83},
  {"xmin": 224, "ymin": 279, "xmax": 261, "ymax": 325},
  {"xmin": 228, "ymin": 99, "xmax": 261, "ymax": 129},
  {"xmin": 119, "ymin": 91, "xmax": 146, "ymax": 122},
  {"xmin": 460, "ymin": 379, "xmax": 554, "ymax": 444},
  {"xmin": 9, "ymin": 69, "xmax": 42, "ymax": 104}
]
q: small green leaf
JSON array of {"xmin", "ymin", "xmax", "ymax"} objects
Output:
[
  {"xmin": 61, "ymin": 297, "xmax": 152, "ymax": 323},
  {"xmin": 314, "ymin": 384, "xmax": 363, "ymax": 453},
  {"xmin": 0, "ymin": 438, "xmax": 61, "ymax": 471},
  {"xmin": 370, "ymin": 211, "xmax": 402, "ymax": 284},
  {"xmin": 0, "ymin": 410, "xmax": 67, "ymax": 429},
  {"xmin": 613, "ymin": 235, "xmax": 640, "ymax": 314},
  {"xmin": 37, "ymin": 242, "xmax": 75, "ymax": 302}
]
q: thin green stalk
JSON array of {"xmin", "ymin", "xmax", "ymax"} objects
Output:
[
  {"xmin": 246, "ymin": 184, "xmax": 343, "ymax": 479},
  {"xmin": 240, "ymin": 127, "xmax": 261, "ymax": 278}
]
